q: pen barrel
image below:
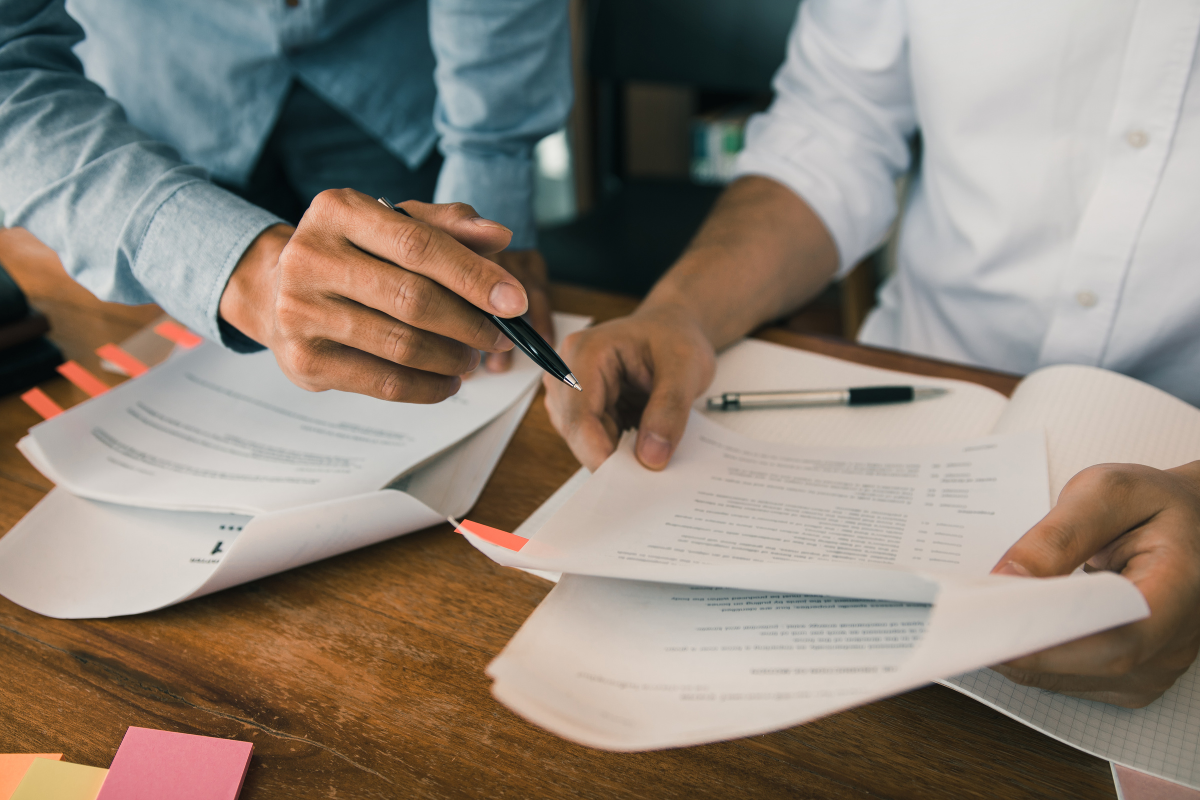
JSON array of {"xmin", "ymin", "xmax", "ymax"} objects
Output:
[
  {"xmin": 847, "ymin": 386, "xmax": 914, "ymax": 405},
  {"xmin": 710, "ymin": 390, "xmax": 850, "ymax": 410}
]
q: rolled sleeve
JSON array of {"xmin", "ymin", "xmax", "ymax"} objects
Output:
[
  {"xmin": 733, "ymin": 0, "xmax": 917, "ymax": 276},
  {"xmin": 434, "ymin": 150, "xmax": 536, "ymax": 249},
  {"xmin": 0, "ymin": 0, "xmax": 285, "ymax": 348},
  {"xmin": 132, "ymin": 181, "xmax": 281, "ymax": 344},
  {"xmin": 429, "ymin": 0, "xmax": 572, "ymax": 251}
]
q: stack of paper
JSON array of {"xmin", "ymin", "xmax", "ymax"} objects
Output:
[
  {"xmin": 0, "ymin": 314, "xmax": 588, "ymax": 618},
  {"xmin": 463, "ymin": 339, "xmax": 1200, "ymax": 789}
]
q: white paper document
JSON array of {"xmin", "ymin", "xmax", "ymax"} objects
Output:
[
  {"xmin": 471, "ymin": 339, "xmax": 1200, "ymax": 753},
  {"xmin": 489, "ymin": 572, "xmax": 1144, "ymax": 752},
  {"xmin": 0, "ymin": 313, "xmax": 590, "ymax": 618},
  {"xmin": 19, "ymin": 313, "xmax": 590, "ymax": 515},
  {"xmin": 468, "ymin": 413, "xmax": 1052, "ymax": 602},
  {"xmin": 0, "ymin": 384, "xmax": 536, "ymax": 619}
]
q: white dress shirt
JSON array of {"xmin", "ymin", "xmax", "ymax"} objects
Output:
[{"xmin": 735, "ymin": 0, "xmax": 1200, "ymax": 406}]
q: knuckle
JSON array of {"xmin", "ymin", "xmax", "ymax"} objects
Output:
[
  {"xmin": 376, "ymin": 370, "xmax": 410, "ymax": 403},
  {"xmin": 383, "ymin": 323, "xmax": 418, "ymax": 365},
  {"xmin": 309, "ymin": 188, "xmax": 350, "ymax": 218},
  {"xmin": 392, "ymin": 220, "xmax": 435, "ymax": 266},
  {"xmin": 1099, "ymin": 653, "xmax": 1140, "ymax": 677},
  {"xmin": 391, "ymin": 273, "xmax": 437, "ymax": 323},
  {"xmin": 286, "ymin": 344, "xmax": 322, "ymax": 380},
  {"xmin": 1038, "ymin": 520, "xmax": 1080, "ymax": 556},
  {"xmin": 1074, "ymin": 463, "xmax": 1138, "ymax": 496},
  {"xmin": 273, "ymin": 294, "xmax": 307, "ymax": 332},
  {"xmin": 448, "ymin": 201, "xmax": 478, "ymax": 219}
]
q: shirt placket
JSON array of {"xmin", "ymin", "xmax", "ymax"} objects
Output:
[{"xmin": 1036, "ymin": 0, "xmax": 1200, "ymax": 369}]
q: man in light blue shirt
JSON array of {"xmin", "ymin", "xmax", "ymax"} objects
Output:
[{"xmin": 0, "ymin": 0, "xmax": 571, "ymax": 403}]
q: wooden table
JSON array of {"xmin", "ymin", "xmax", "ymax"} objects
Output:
[{"xmin": 0, "ymin": 228, "xmax": 1114, "ymax": 799}]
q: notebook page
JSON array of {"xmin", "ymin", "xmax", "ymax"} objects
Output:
[
  {"xmin": 990, "ymin": 364, "xmax": 1200, "ymax": 502},
  {"xmin": 699, "ymin": 340, "xmax": 1009, "ymax": 448},
  {"xmin": 950, "ymin": 364, "xmax": 1200, "ymax": 789}
]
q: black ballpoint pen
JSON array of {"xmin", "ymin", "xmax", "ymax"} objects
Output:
[
  {"xmin": 377, "ymin": 197, "xmax": 581, "ymax": 392},
  {"xmin": 706, "ymin": 385, "xmax": 948, "ymax": 410}
]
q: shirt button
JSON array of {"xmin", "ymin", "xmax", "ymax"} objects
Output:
[
  {"xmin": 1126, "ymin": 130, "xmax": 1149, "ymax": 149},
  {"xmin": 285, "ymin": 0, "xmax": 299, "ymax": 6},
  {"xmin": 1076, "ymin": 291, "xmax": 1099, "ymax": 308}
]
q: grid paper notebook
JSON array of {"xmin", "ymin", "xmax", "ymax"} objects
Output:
[{"xmin": 943, "ymin": 664, "xmax": 1200, "ymax": 789}]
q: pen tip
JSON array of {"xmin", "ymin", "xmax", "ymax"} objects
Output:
[{"xmin": 565, "ymin": 374, "xmax": 582, "ymax": 392}]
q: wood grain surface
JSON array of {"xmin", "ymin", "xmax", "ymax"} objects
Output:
[{"xmin": 0, "ymin": 228, "xmax": 1114, "ymax": 799}]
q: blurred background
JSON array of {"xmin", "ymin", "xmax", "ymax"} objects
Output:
[{"xmin": 531, "ymin": 0, "xmax": 890, "ymax": 340}]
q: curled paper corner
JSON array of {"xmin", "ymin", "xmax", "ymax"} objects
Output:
[
  {"xmin": 96, "ymin": 343, "xmax": 149, "ymax": 377},
  {"xmin": 153, "ymin": 320, "xmax": 204, "ymax": 349},
  {"xmin": 455, "ymin": 519, "xmax": 530, "ymax": 552}
]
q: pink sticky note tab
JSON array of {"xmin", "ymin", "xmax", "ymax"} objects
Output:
[
  {"xmin": 9, "ymin": 759, "xmax": 106, "ymax": 800},
  {"xmin": 95, "ymin": 728, "xmax": 253, "ymax": 800},
  {"xmin": 0, "ymin": 754, "xmax": 63, "ymax": 799},
  {"xmin": 456, "ymin": 519, "xmax": 529, "ymax": 552},
  {"xmin": 96, "ymin": 343, "xmax": 149, "ymax": 377},
  {"xmin": 57, "ymin": 361, "xmax": 110, "ymax": 397},
  {"xmin": 20, "ymin": 388, "xmax": 64, "ymax": 420},
  {"xmin": 1114, "ymin": 765, "xmax": 1200, "ymax": 800},
  {"xmin": 153, "ymin": 320, "xmax": 203, "ymax": 349}
]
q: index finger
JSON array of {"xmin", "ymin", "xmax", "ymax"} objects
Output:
[
  {"xmin": 992, "ymin": 464, "xmax": 1172, "ymax": 578},
  {"xmin": 329, "ymin": 190, "xmax": 530, "ymax": 318},
  {"xmin": 544, "ymin": 331, "xmax": 622, "ymax": 471}
]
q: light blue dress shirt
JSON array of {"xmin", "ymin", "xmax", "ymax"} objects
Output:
[{"xmin": 0, "ymin": 0, "xmax": 570, "ymax": 345}]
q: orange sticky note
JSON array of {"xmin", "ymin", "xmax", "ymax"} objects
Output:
[
  {"xmin": 57, "ymin": 361, "xmax": 110, "ymax": 397},
  {"xmin": 8, "ymin": 758, "xmax": 106, "ymax": 800},
  {"xmin": 20, "ymin": 388, "xmax": 64, "ymax": 420},
  {"xmin": 153, "ymin": 320, "xmax": 203, "ymax": 349},
  {"xmin": 0, "ymin": 754, "xmax": 63, "ymax": 799},
  {"xmin": 95, "ymin": 344, "xmax": 149, "ymax": 377},
  {"xmin": 456, "ymin": 519, "xmax": 529, "ymax": 552}
]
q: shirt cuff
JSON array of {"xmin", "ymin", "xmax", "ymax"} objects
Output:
[
  {"xmin": 433, "ymin": 151, "xmax": 537, "ymax": 250},
  {"xmin": 132, "ymin": 180, "xmax": 284, "ymax": 348}
]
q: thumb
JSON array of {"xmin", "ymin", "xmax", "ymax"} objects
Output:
[
  {"xmin": 992, "ymin": 464, "xmax": 1167, "ymax": 578},
  {"xmin": 635, "ymin": 358, "xmax": 711, "ymax": 471},
  {"xmin": 398, "ymin": 200, "xmax": 513, "ymax": 256}
]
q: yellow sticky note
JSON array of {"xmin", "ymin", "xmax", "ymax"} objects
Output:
[
  {"xmin": 0, "ymin": 755, "xmax": 63, "ymax": 800},
  {"xmin": 9, "ymin": 759, "xmax": 107, "ymax": 800}
]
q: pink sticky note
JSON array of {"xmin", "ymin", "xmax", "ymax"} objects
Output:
[
  {"xmin": 95, "ymin": 728, "xmax": 253, "ymax": 800},
  {"xmin": 1115, "ymin": 765, "xmax": 1200, "ymax": 800},
  {"xmin": 456, "ymin": 519, "xmax": 529, "ymax": 551},
  {"xmin": 0, "ymin": 754, "xmax": 63, "ymax": 799}
]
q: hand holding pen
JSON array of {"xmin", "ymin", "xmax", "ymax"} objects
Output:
[
  {"xmin": 379, "ymin": 198, "xmax": 580, "ymax": 391},
  {"xmin": 219, "ymin": 189, "xmax": 543, "ymax": 403}
]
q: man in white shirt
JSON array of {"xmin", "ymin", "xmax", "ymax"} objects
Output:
[{"xmin": 545, "ymin": 0, "xmax": 1200, "ymax": 706}]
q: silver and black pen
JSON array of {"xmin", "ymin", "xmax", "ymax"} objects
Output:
[
  {"xmin": 707, "ymin": 385, "xmax": 948, "ymax": 411},
  {"xmin": 378, "ymin": 197, "xmax": 580, "ymax": 392}
]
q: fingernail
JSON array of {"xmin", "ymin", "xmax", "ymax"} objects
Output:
[
  {"xmin": 638, "ymin": 432, "xmax": 672, "ymax": 470},
  {"xmin": 490, "ymin": 282, "xmax": 528, "ymax": 316},
  {"xmin": 467, "ymin": 349, "xmax": 481, "ymax": 372},
  {"xmin": 472, "ymin": 217, "xmax": 511, "ymax": 233},
  {"xmin": 486, "ymin": 351, "xmax": 511, "ymax": 373},
  {"xmin": 994, "ymin": 561, "xmax": 1033, "ymax": 577}
]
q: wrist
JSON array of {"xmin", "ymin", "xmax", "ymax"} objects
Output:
[
  {"xmin": 637, "ymin": 275, "xmax": 737, "ymax": 348},
  {"xmin": 218, "ymin": 224, "xmax": 293, "ymax": 347}
]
